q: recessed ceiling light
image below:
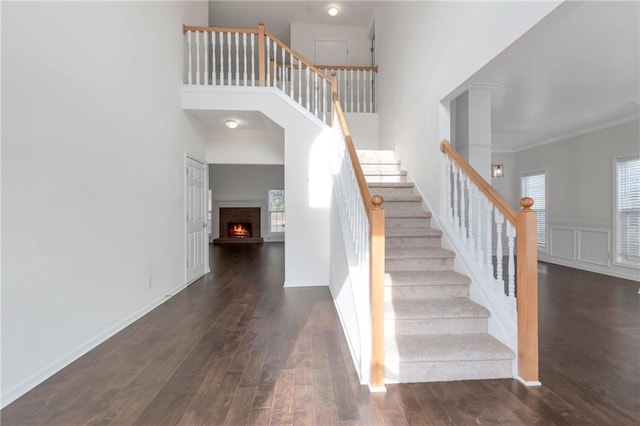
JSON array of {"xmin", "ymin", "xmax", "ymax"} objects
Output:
[
  {"xmin": 327, "ymin": 6, "xmax": 339, "ymax": 17},
  {"xmin": 225, "ymin": 119, "xmax": 238, "ymax": 129}
]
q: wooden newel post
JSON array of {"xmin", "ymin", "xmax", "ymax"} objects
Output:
[
  {"xmin": 331, "ymin": 72, "xmax": 338, "ymax": 97},
  {"xmin": 516, "ymin": 197, "xmax": 540, "ymax": 384},
  {"xmin": 258, "ymin": 22, "xmax": 265, "ymax": 86},
  {"xmin": 370, "ymin": 194, "xmax": 386, "ymax": 390}
]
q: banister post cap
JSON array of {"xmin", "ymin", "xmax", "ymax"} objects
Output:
[
  {"xmin": 520, "ymin": 197, "xmax": 534, "ymax": 210},
  {"xmin": 371, "ymin": 195, "xmax": 384, "ymax": 208}
]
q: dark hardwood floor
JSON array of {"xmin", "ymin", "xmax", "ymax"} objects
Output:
[{"xmin": 2, "ymin": 243, "xmax": 639, "ymax": 425}]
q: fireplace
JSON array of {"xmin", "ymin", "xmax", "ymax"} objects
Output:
[{"xmin": 213, "ymin": 207, "xmax": 263, "ymax": 244}]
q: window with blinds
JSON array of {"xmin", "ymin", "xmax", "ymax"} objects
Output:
[
  {"xmin": 616, "ymin": 157, "xmax": 640, "ymax": 264},
  {"xmin": 268, "ymin": 189, "xmax": 285, "ymax": 233},
  {"xmin": 521, "ymin": 172, "xmax": 546, "ymax": 249}
]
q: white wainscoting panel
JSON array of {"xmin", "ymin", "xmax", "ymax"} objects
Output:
[
  {"xmin": 549, "ymin": 227, "xmax": 575, "ymax": 260},
  {"xmin": 578, "ymin": 228, "xmax": 610, "ymax": 266},
  {"xmin": 541, "ymin": 222, "xmax": 638, "ymax": 281}
]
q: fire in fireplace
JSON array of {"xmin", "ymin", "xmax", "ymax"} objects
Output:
[{"xmin": 228, "ymin": 222, "xmax": 252, "ymax": 238}]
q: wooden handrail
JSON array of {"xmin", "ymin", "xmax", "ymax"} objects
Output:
[
  {"xmin": 318, "ymin": 65, "xmax": 379, "ymax": 72},
  {"xmin": 264, "ymin": 30, "xmax": 333, "ymax": 84},
  {"xmin": 332, "ymin": 79, "xmax": 385, "ymax": 390},
  {"xmin": 441, "ymin": 139, "xmax": 539, "ymax": 384},
  {"xmin": 440, "ymin": 140, "xmax": 517, "ymax": 224},
  {"xmin": 332, "ymin": 92, "xmax": 374, "ymax": 211},
  {"xmin": 182, "ymin": 24, "xmax": 258, "ymax": 34}
]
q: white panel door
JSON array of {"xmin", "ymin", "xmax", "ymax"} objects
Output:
[
  {"xmin": 186, "ymin": 157, "xmax": 207, "ymax": 283},
  {"xmin": 314, "ymin": 40, "xmax": 349, "ymax": 66}
]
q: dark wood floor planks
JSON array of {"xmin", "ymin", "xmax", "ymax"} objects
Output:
[{"xmin": 2, "ymin": 243, "xmax": 638, "ymax": 425}]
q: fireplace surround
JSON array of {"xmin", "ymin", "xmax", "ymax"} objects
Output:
[{"xmin": 213, "ymin": 207, "xmax": 263, "ymax": 244}]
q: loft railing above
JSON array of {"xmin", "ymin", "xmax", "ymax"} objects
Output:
[
  {"xmin": 440, "ymin": 140, "xmax": 539, "ymax": 385},
  {"xmin": 183, "ymin": 23, "xmax": 377, "ymax": 122}
]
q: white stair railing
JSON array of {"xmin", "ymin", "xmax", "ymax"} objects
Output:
[
  {"xmin": 441, "ymin": 140, "xmax": 540, "ymax": 385},
  {"xmin": 318, "ymin": 66, "xmax": 378, "ymax": 113}
]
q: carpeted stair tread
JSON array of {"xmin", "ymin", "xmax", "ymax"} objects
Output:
[
  {"xmin": 386, "ymin": 334, "xmax": 514, "ymax": 362},
  {"xmin": 385, "ymin": 210, "xmax": 432, "ymax": 219},
  {"xmin": 387, "ymin": 270, "xmax": 471, "ymax": 287},
  {"xmin": 368, "ymin": 182, "xmax": 415, "ymax": 188},
  {"xmin": 386, "ymin": 247, "xmax": 455, "ymax": 259},
  {"xmin": 363, "ymin": 169, "xmax": 408, "ymax": 174},
  {"xmin": 385, "ymin": 298, "xmax": 489, "ymax": 320},
  {"xmin": 386, "ymin": 227, "xmax": 442, "ymax": 237},
  {"xmin": 380, "ymin": 195, "xmax": 422, "ymax": 202}
]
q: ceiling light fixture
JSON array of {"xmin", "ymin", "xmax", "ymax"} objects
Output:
[
  {"xmin": 327, "ymin": 6, "xmax": 339, "ymax": 16},
  {"xmin": 225, "ymin": 119, "xmax": 238, "ymax": 129}
]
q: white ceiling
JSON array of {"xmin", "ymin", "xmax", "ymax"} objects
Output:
[
  {"xmin": 463, "ymin": 1, "xmax": 639, "ymax": 152},
  {"xmin": 210, "ymin": 1, "xmax": 374, "ymax": 44},
  {"xmin": 205, "ymin": 1, "xmax": 639, "ymax": 153},
  {"xmin": 186, "ymin": 109, "xmax": 278, "ymax": 130}
]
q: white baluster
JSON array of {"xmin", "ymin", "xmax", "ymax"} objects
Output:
[
  {"xmin": 227, "ymin": 32, "xmax": 231, "ymax": 85},
  {"xmin": 281, "ymin": 45, "xmax": 286, "ymax": 93},
  {"xmin": 485, "ymin": 198, "xmax": 493, "ymax": 271},
  {"xmin": 322, "ymin": 78, "xmax": 327, "ymax": 123},
  {"xmin": 212, "ymin": 32, "xmax": 217, "ymax": 85},
  {"xmin": 467, "ymin": 178, "xmax": 475, "ymax": 251},
  {"xmin": 290, "ymin": 52, "xmax": 294, "ymax": 100},
  {"xmin": 195, "ymin": 31, "xmax": 200, "ymax": 85},
  {"xmin": 368, "ymin": 69, "xmax": 373, "ymax": 113},
  {"xmin": 305, "ymin": 66, "xmax": 310, "ymax": 110},
  {"xmin": 250, "ymin": 33, "xmax": 255, "ymax": 86},
  {"xmin": 314, "ymin": 72, "xmax": 319, "ymax": 118},
  {"xmin": 204, "ymin": 31, "xmax": 208, "ymax": 85},
  {"xmin": 273, "ymin": 39, "xmax": 278, "ymax": 87},
  {"xmin": 298, "ymin": 59, "xmax": 302, "ymax": 104},
  {"xmin": 356, "ymin": 69, "xmax": 361, "ymax": 112},
  {"xmin": 452, "ymin": 164, "xmax": 459, "ymax": 231},
  {"xmin": 265, "ymin": 37, "xmax": 270, "ymax": 87},
  {"xmin": 458, "ymin": 169, "xmax": 467, "ymax": 238},
  {"xmin": 235, "ymin": 32, "xmax": 240, "ymax": 84},
  {"xmin": 506, "ymin": 222, "xmax": 516, "ymax": 298},
  {"xmin": 219, "ymin": 32, "xmax": 224, "ymax": 85},
  {"xmin": 476, "ymin": 193, "xmax": 484, "ymax": 263},
  {"xmin": 187, "ymin": 31, "xmax": 192, "ymax": 85},
  {"xmin": 243, "ymin": 33, "xmax": 247, "ymax": 86},
  {"xmin": 445, "ymin": 156, "xmax": 452, "ymax": 221},
  {"xmin": 495, "ymin": 209, "xmax": 505, "ymax": 291},
  {"xmin": 350, "ymin": 69, "xmax": 354, "ymax": 113}
]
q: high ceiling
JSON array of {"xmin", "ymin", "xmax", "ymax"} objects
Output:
[{"xmin": 207, "ymin": 1, "xmax": 639, "ymax": 153}]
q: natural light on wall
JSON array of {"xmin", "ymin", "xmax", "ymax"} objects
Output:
[{"xmin": 308, "ymin": 128, "xmax": 333, "ymax": 208}]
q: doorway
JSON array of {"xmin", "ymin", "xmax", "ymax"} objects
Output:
[{"xmin": 185, "ymin": 155, "xmax": 208, "ymax": 283}]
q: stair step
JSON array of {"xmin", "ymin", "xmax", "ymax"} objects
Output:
[
  {"xmin": 385, "ymin": 298, "xmax": 488, "ymax": 320},
  {"xmin": 369, "ymin": 186, "xmax": 415, "ymax": 197},
  {"xmin": 385, "ymin": 271, "xmax": 470, "ymax": 299},
  {"xmin": 385, "ymin": 334, "xmax": 513, "ymax": 383},
  {"xmin": 385, "ymin": 299, "xmax": 488, "ymax": 336},
  {"xmin": 357, "ymin": 149, "xmax": 397, "ymax": 163},
  {"xmin": 386, "ymin": 227, "xmax": 441, "ymax": 237},
  {"xmin": 386, "ymin": 247, "xmax": 455, "ymax": 271},
  {"xmin": 380, "ymin": 196, "xmax": 423, "ymax": 212},
  {"xmin": 361, "ymin": 163, "xmax": 402, "ymax": 174},
  {"xmin": 386, "ymin": 235, "xmax": 442, "ymax": 249},
  {"xmin": 364, "ymin": 174, "xmax": 409, "ymax": 183}
]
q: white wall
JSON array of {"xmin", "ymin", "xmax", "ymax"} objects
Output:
[
  {"xmin": 183, "ymin": 87, "xmax": 332, "ymax": 287},
  {"xmin": 512, "ymin": 119, "xmax": 640, "ymax": 280},
  {"xmin": 209, "ymin": 164, "xmax": 284, "ymax": 241},
  {"xmin": 373, "ymin": 1, "xmax": 561, "ymax": 218},
  {"xmin": 1, "ymin": 1, "xmax": 208, "ymax": 406},
  {"xmin": 291, "ymin": 22, "xmax": 371, "ymax": 66},
  {"xmin": 345, "ymin": 113, "xmax": 379, "ymax": 150},
  {"xmin": 204, "ymin": 124, "xmax": 284, "ymax": 165}
]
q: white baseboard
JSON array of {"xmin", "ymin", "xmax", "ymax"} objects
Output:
[
  {"xmin": 368, "ymin": 384, "xmax": 387, "ymax": 393},
  {"xmin": 516, "ymin": 376, "xmax": 542, "ymax": 387},
  {"xmin": 539, "ymin": 254, "xmax": 639, "ymax": 282},
  {"xmin": 0, "ymin": 279, "xmax": 194, "ymax": 409},
  {"xmin": 283, "ymin": 281, "xmax": 328, "ymax": 288}
]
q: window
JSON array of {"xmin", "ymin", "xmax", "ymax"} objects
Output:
[
  {"xmin": 521, "ymin": 172, "xmax": 546, "ymax": 249},
  {"xmin": 616, "ymin": 157, "xmax": 640, "ymax": 264},
  {"xmin": 268, "ymin": 189, "xmax": 285, "ymax": 233}
]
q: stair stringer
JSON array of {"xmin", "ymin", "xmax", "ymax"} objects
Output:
[{"xmin": 398, "ymin": 166, "xmax": 518, "ymax": 377}]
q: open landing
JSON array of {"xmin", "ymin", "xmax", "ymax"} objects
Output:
[{"xmin": 1, "ymin": 244, "xmax": 638, "ymax": 425}]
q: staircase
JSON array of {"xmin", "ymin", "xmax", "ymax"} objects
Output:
[{"xmin": 358, "ymin": 150, "xmax": 514, "ymax": 383}]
